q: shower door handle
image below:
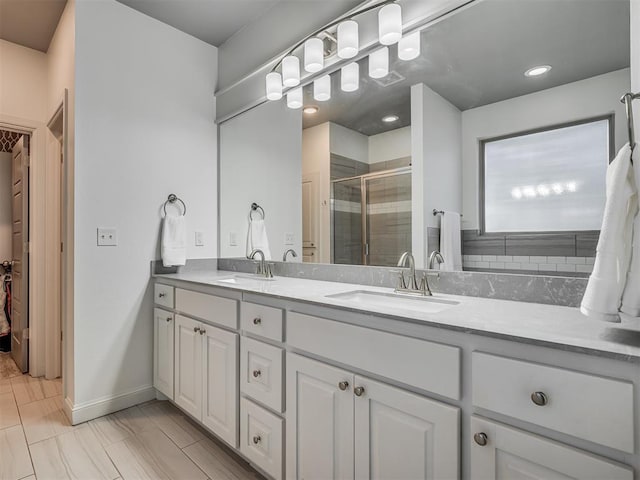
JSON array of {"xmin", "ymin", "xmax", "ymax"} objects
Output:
[{"xmin": 364, "ymin": 243, "xmax": 369, "ymax": 256}]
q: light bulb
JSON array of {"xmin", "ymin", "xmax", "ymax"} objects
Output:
[
  {"xmin": 337, "ymin": 20, "xmax": 359, "ymax": 59},
  {"xmin": 378, "ymin": 4, "xmax": 402, "ymax": 45},
  {"xmin": 287, "ymin": 87, "xmax": 303, "ymax": 109},
  {"xmin": 369, "ymin": 47, "xmax": 389, "ymax": 79},
  {"xmin": 398, "ymin": 31, "xmax": 420, "ymax": 60},
  {"xmin": 304, "ymin": 38, "xmax": 323, "ymax": 73},
  {"xmin": 265, "ymin": 72, "xmax": 282, "ymax": 101},
  {"xmin": 314, "ymin": 75, "xmax": 331, "ymax": 101},
  {"xmin": 341, "ymin": 62, "xmax": 359, "ymax": 92},
  {"xmin": 282, "ymin": 55, "xmax": 300, "ymax": 87}
]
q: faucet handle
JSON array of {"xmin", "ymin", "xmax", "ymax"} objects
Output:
[
  {"xmin": 265, "ymin": 263, "xmax": 275, "ymax": 279},
  {"xmin": 391, "ymin": 270, "xmax": 406, "ymax": 289}
]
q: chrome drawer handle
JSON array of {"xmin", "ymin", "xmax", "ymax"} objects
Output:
[
  {"xmin": 158, "ymin": 293, "xmax": 166, "ymax": 298},
  {"xmin": 531, "ymin": 391, "xmax": 548, "ymax": 406},
  {"xmin": 252, "ymin": 435, "xmax": 261, "ymax": 445},
  {"xmin": 474, "ymin": 432, "xmax": 488, "ymax": 446},
  {"xmin": 252, "ymin": 369, "xmax": 262, "ymax": 378},
  {"xmin": 354, "ymin": 386, "xmax": 365, "ymax": 397},
  {"xmin": 338, "ymin": 381, "xmax": 349, "ymax": 391},
  {"xmin": 253, "ymin": 317, "xmax": 262, "ymax": 325}
]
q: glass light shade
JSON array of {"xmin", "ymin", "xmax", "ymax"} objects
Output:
[
  {"xmin": 304, "ymin": 38, "xmax": 324, "ymax": 73},
  {"xmin": 287, "ymin": 87, "xmax": 303, "ymax": 109},
  {"xmin": 341, "ymin": 62, "xmax": 359, "ymax": 92},
  {"xmin": 379, "ymin": 4, "xmax": 402, "ymax": 45},
  {"xmin": 314, "ymin": 75, "xmax": 331, "ymax": 101},
  {"xmin": 398, "ymin": 31, "xmax": 420, "ymax": 60},
  {"xmin": 282, "ymin": 55, "xmax": 300, "ymax": 87},
  {"xmin": 337, "ymin": 20, "xmax": 359, "ymax": 59},
  {"xmin": 369, "ymin": 47, "xmax": 389, "ymax": 79},
  {"xmin": 265, "ymin": 72, "xmax": 283, "ymax": 100}
]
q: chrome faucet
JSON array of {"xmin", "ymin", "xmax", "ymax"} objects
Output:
[
  {"xmin": 396, "ymin": 251, "xmax": 419, "ymax": 292},
  {"xmin": 428, "ymin": 251, "xmax": 445, "ymax": 270},
  {"xmin": 283, "ymin": 249, "xmax": 298, "ymax": 262},
  {"xmin": 249, "ymin": 249, "xmax": 273, "ymax": 278}
]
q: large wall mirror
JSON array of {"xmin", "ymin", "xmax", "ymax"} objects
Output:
[{"xmin": 219, "ymin": 0, "xmax": 630, "ymax": 277}]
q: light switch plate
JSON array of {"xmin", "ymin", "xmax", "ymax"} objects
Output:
[
  {"xmin": 97, "ymin": 228, "xmax": 117, "ymax": 246},
  {"xmin": 195, "ymin": 231, "xmax": 205, "ymax": 246},
  {"xmin": 229, "ymin": 232, "xmax": 238, "ymax": 246},
  {"xmin": 284, "ymin": 232, "xmax": 294, "ymax": 245}
]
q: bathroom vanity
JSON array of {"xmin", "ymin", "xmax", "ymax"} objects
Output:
[{"xmin": 152, "ymin": 270, "xmax": 639, "ymax": 480}]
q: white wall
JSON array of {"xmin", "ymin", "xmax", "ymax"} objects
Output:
[
  {"xmin": 74, "ymin": 0, "xmax": 218, "ymax": 407},
  {"xmin": 329, "ymin": 122, "xmax": 368, "ymax": 164},
  {"xmin": 411, "ymin": 83, "xmax": 462, "ymax": 267},
  {"xmin": 302, "ymin": 123, "xmax": 331, "ymax": 263},
  {"xmin": 632, "ymin": 1, "xmax": 639, "ymax": 146},
  {"xmin": 368, "ymin": 126, "xmax": 412, "ymax": 164},
  {"xmin": 462, "ymin": 68, "xmax": 631, "ymax": 229},
  {"xmin": 219, "ymin": 100, "xmax": 302, "ymax": 261},
  {"xmin": 0, "ymin": 152, "xmax": 12, "ymax": 261}
]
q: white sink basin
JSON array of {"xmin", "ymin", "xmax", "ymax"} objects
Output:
[
  {"xmin": 213, "ymin": 274, "xmax": 276, "ymax": 286},
  {"xmin": 326, "ymin": 290, "xmax": 459, "ymax": 314}
]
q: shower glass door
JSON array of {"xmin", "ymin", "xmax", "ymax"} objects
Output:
[{"xmin": 332, "ymin": 177, "xmax": 363, "ymax": 264}]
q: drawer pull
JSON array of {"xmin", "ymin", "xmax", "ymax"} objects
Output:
[
  {"xmin": 158, "ymin": 292, "xmax": 166, "ymax": 298},
  {"xmin": 166, "ymin": 317, "xmax": 172, "ymax": 323},
  {"xmin": 252, "ymin": 435, "xmax": 261, "ymax": 445},
  {"xmin": 200, "ymin": 329, "xmax": 206, "ymax": 335},
  {"xmin": 531, "ymin": 391, "xmax": 548, "ymax": 406},
  {"xmin": 474, "ymin": 432, "xmax": 488, "ymax": 446},
  {"xmin": 354, "ymin": 386, "xmax": 365, "ymax": 397},
  {"xmin": 193, "ymin": 327, "xmax": 200, "ymax": 333},
  {"xmin": 253, "ymin": 369, "xmax": 262, "ymax": 378},
  {"xmin": 338, "ymin": 381, "xmax": 349, "ymax": 391},
  {"xmin": 253, "ymin": 317, "xmax": 262, "ymax": 325}
]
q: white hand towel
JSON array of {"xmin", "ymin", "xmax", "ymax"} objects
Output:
[
  {"xmin": 162, "ymin": 214, "xmax": 186, "ymax": 267},
  {"xmin": 440, "ymin": 211, "xmax": 462, "ymax": 271},
  {"xmin": 581, "ymin": 144, "xmax": 637, "ymax": 322},
  {"xmin": 246, "ymin": 219, "xmax": 272, "ymax": 260},
  {"xmin": 621, "ymin": 149, "xmax": 640, "ymax": 316}
]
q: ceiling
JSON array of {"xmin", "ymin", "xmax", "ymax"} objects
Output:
[
  {"xmin": 303, "ymin": 0, "xmax": 630, "ymax": 136},
  {"xmin": 0, "ymin": 0, "xmax": 67, "ymax": 52},
  {"xmin": 115, "ymin": 0, "xmax": 285, "ymax": 47}
]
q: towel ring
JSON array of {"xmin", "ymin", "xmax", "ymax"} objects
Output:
[
  {"xmin": 249, "ymin": 202, "xmax": 265, "ymax": 221},
  {"xmin": 163, "ymin": 194, "xmax": 186, "ymax": 217}
]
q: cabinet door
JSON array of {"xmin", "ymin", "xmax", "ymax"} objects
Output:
[
  {"xmin": 470, "ymin": 416, "xmax": 632, "ymax": 480},
  {"xmin": 286, "ymin": 353, "xmax": 354, "ymax": 480},
  {"xmin": 354, "ymin": 376, "xmax": 459, "ymax": 480},
  {"xmin": 201, "ymin": 324, "xmax": 239, "ymax": 448},
  {"xmin": 153, "ymin": 308, "xmax": 174, "ymax": 399},
  {"xmin": 174, "ymin": 315, "xmax": 203, "ymax": 419}
]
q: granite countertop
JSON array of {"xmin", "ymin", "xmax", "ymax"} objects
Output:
[{"xmin": 154, "ymin": 270, "xmax": 640, "ymax": 362}]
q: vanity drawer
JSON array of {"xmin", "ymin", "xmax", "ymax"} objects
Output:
[
  {"xmin": 175, "ymin": 288, "xmax": 238, "ymax": 330},
  {"xmin": 472, "ymin": 352, "xmax": 634, "ymax": 453},
  {"xmin": 240, "ymin": 397, "xmax": 283, "ymax": 480},
  {"xmin": 288, "ymin": 312, "xmax": 460, "ymax": 400},
  {"xmin": 241, "ymin": 302, "xmax": 283, "ymax": 342},
  {"xmin": 154, "ymin": 283, "xmax": 174, "ymax": 308},
  {"xmin": 241, "ymin": 337, "xmax": 284, "ymax": 412}
]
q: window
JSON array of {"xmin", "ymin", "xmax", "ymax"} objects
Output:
[{"xmin": 481, "ymin": 117, "xmax": 611, "ymax": 233}]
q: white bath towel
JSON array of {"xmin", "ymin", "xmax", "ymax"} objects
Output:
[
  {"xmin": 162, "ymin": 214, "xmax": 186, "ymax": 267},
  {"xmin": 0, "ymin": 280, "xmax": 8, "ymax": 338},
  {"xmin": 621, "ymin": 148, "xmax": 640, "ymax": 316},
  {"xmin": 246, "ymin": 219, "xmax": 272, "ymax": 260},
  {"xmin": 440, "ymin": 211, "xmax": 462, "ymax": 271},
  {"xmin": 581, "ymin": 144, "xmax": 637, "ymax": 322}
]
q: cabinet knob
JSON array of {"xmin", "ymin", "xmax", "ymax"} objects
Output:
[
  {"xmin": 474, "ymin": 432, "xmax": 488, "ymax": 446},
  {"xmin": 253, "ymin": 317, "xmax": 262, "ymax": 325},
  {"xmin": 252, "ymin": 435, "xmax": 261, "ymax": 445},
  {"xmin": 354, "ymin": 386, "xmax": 365, "ymax": 397},
  {"xmin": 252, "ymin": 369, "xmax": 262, "ymax": 378},
  {"xmin": 200, "ymin": 329, "xmax": 206, "ymax": 335},
  {"xmin": 193, "ymin": 327, "xmax": 200, "ymax": 333},
  {"xmin": 338, "ymin": 381, "xmax": 349, "ymax": 391},
  {"xmin": 531, "ymin": 391, "xmax": 548, "ymax": 406},
  {"xmin": 166, "ymin": 317, "xmax": 172, "ymax": 323}
]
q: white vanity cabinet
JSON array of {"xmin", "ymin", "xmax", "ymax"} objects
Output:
[
  {"xmin": 153, "ymin": 308, "xmax": 174, "ymax": 399},
  {"xmin": 286, "ymin": 353, "xmax": 460, "ymax": 480},
  {"xmin": 470, "ymin": 416, "xmax": 633, "ymax": 480}
]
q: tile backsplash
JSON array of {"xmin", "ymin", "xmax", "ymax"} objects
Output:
[{"xmin": 463, "ymin": 255, "xmax": 595, "ymax": 275}]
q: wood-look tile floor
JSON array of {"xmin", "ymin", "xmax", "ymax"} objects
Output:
[{"xmin": 1, "ymin": 363, "xmax": 264, "ymax": 480}]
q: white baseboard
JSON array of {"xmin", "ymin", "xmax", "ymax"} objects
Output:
[{"xmin": 64, "ymin": 385, "xmax": 156, "ymax": 425}]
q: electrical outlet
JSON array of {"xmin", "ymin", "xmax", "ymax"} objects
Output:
[
  {"xmin": 229, "ymin": 232, "xmax": 238, "ymax": 246},
  {"xmin": 284, "ymin": 232, "xmax": 295, "ymax": 245},
  {"xmin": 195, "ymin": 231, "xmax": 205, "ymax": 246},
  {"xmin": 97, "ymin": 228, "xmax": 117, "ymax": 246}
]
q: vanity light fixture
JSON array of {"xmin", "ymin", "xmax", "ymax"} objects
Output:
[
  {"xmin": 379, "ymin": 3, "xmax": 402, "ymax": 45},
  {"xmin": 304, "ymin": 38, "xmax": 324, "ymax": 73},
  {"xmin": 524, "ymin": 65, "xmax": 552, "ymax": 77},
  {"xmin": 337, "ymin": 20, "xmax": 359, "ymax": 59},
  {"xmin": 398, "ymin": 31, "xmax": 420, "ymax": 60},
  {"xmin": 282, "ymin": 55, "xmax": 301, "ymax": 87},
  {"xmin": 341, "ymin": 62, "xmax": 359, "ymax": 92},
  {"xmin": 314, "ymin": 75, "xmax": 332, "ymax": 101},
  {"xmin": 287, "ymin": 87, "xmax": 303, "ymax": 109},
  {"xmin": 303, "ymin": 106, "xmax": 319, "ymax": 114},
  {"xmin": 382, "ymin": 114, "xmax": 399, "ymax": 123},
  {"xmin": 369, "ymin": 47, "xmax": 389, "ymax": 79}
]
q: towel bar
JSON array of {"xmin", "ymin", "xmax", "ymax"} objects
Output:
[
  {"xmin": 433, "ymin": 209, "xmax": 462, "ymax": 217},
  {"xmin": 620, "ymin": 92, "xmax": 639, "ymax": 162},
  {"xmin": 163, "ymin": 193, "xmax": 186, "ymax": 217}
]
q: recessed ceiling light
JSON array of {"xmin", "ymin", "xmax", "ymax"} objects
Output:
[
  {"xmin": 524, "ymin": 65, "xmax": 552, "ymax": 77},
  {"xmin": 382, "ymin": 115, "xmax": 399, "ymax": 123},
  {"xmin": 303, "ymin": 106, "xmax": 319, "ymax": 114}
]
